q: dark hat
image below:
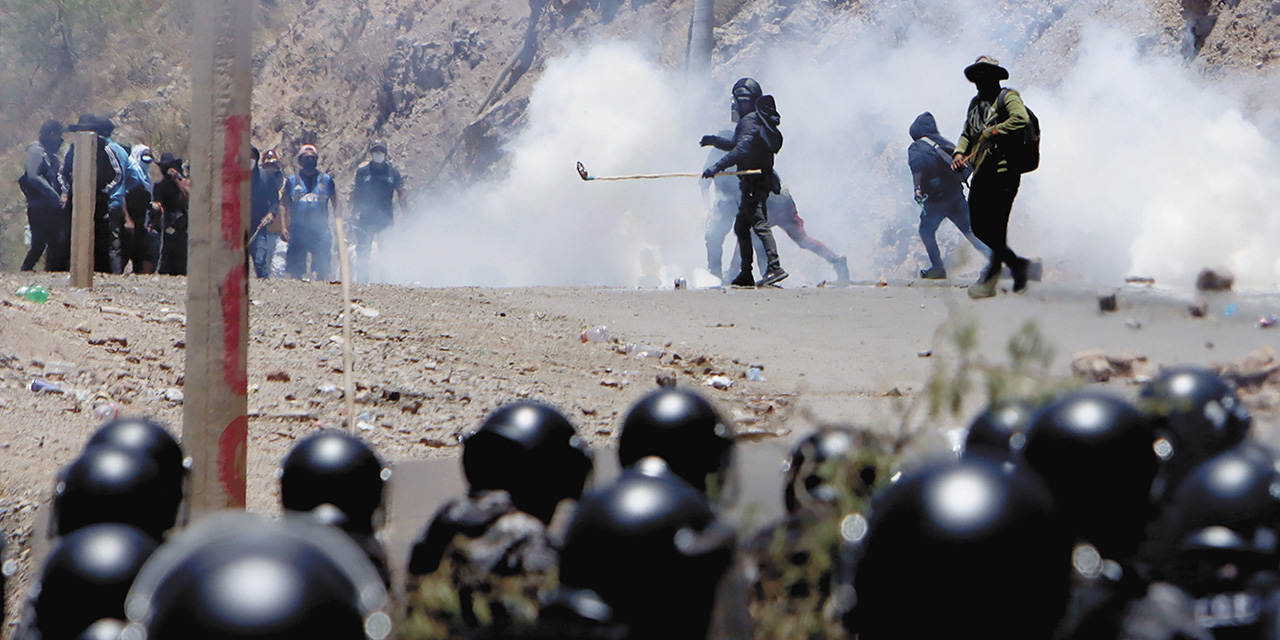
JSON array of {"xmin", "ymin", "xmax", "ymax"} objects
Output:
[
  {"xmin": 964, "ymin": 55, "xmax": 1009, "ymax": 82},
  {"xmin": 39, "ymin": 119, "xmax": 64, "ymax": 137},
  {"xmin": 369, "ymin": 140, "xmax": 387, "ymax": 153},
  {"xmin": 96, "ymin": 116, "xmax": 115, "ymax": 137},
  {"xmin": 67, "ymin": 113, "xmax": 101, "ymax": 133},
  {"xmin": 158, "ymin": 152, "xmax": 182, "ymax": 170}
]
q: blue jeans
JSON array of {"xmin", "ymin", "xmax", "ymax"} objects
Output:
[
  {"xmin": 250, "ymin": 230, "xmax": 279, "ymax": 278},
  {"xmin": 919, "ymin": 192, "xmax": 991, "ymax": 271}
]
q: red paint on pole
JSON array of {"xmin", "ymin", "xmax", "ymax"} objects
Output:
[
  {"xmin": 217, "ymin": 415, "xmax": 248, "ymax": 506},
  {"xmin": 222, "ymin": 267, "xmax": 247, "ymax": 394},
  {"xmin": 221, "ymin": 114, "xmax": 249, "ymax": 247}
]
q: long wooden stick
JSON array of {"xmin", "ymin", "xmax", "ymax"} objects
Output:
[
  {"xmin": 332, "ymin": 215, "xmax": 356, "ymax": 433},
  {"xmin": 576, "ymin": 161, "xmax": 762, "ymax": 182}
]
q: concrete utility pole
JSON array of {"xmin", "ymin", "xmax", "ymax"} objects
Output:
[
  {"xmin": 686, "ymin": 0, "xmax": 715, "ymax": 79},
  {"xmin": 185, "ymin": 0, "xmax": 253, "ymax": 515},
  {"xmin": 69, "ymin": 130, "xmax": 97, "ymax": 288}
]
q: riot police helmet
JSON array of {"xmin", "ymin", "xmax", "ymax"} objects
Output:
[
  {"xmin": 619, "ymin": 387, "xmax": 734, "ymax": 498},
  {"xmin": 281, "ymin": 430, "xmax": 388, "ymax": 535},
  {"xmin": 849, "ymin": 458, "xmax": 1071, "ymax": 639},
  {"xmin": 85, "ymin": 416, "xmax": 186, "ymax": 496},
  {"xmin": 963, "ymin": 400, "xmax": 1035, "ymax": 461},
  {"xmin": 784, "ymin": 426, "xmax": 859, "ymax": 515},
  {"xmin": 558, "ymin": 457, "xmax": 734, "ymax": 638},
  {"xmin": 1139, "ymin": 367, "xmax": 1250, "ymax": 495},
  {"xmin": 1021, "ymin": 390, "xmax": 1158, "ymax": 561},
  {"xmin": 461, "ymin": 401, "xmax": 592, "ymax": 524},
  {"xmin": 35, "ymin": 523, "xmax": 158, "ymax": 640},
  {"xmin": 732, "ymin": 78, "xmax": 763, "ymax": 106},
  {"xmin": 123, "ymin": 512, "xmax": 390, "ymax": 640},
  {"xmin": 55, "ymin": 445, "xmax": 180, "ymax": 541}
]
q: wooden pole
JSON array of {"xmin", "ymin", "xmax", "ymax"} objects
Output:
[
  {"xmin": 69, "ymin": 130, "xmax": 97, "ymax": 289},
  {"xmin": 184, "ymin": 0, "xmax": 253, "ymax": 516},
  {"xmin": 332, "ymin": 218, "xmax": 356, "ymax": 432}
]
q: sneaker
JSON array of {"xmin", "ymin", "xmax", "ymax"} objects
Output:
[
  {"xmin": 1011, "ymin": 258, "xmax": 1030, "ymax": 293},
  {"xmin": 730, "ymin": 273, "xmax": 756, "ymax": 288},
  {"xmin": 920, "ymin": 266, "xmax": 947, "ymax": 280},
  {"xmin": 968, "ymin": 277, "xmax": 998, "ymax": 299},
  {"xmin": 833, "ymin": 256, "xmax": 850, "ymax": 283},
  {"xmin": 758, "ymin": 269, "xmax": 789, "ymax": 287}
]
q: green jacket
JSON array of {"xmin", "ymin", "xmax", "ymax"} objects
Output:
[{"xmin": 955, "ymin": 88, "xmax": 1030, "ymax": 173}]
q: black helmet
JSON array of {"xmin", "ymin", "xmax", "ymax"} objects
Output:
[
  {"xmin": 35, "ymin": 523, "xmax": 158, "ymax": 640},
  {"xmin": 124, "ymin": 512, "xmax": 390, "ymax": 640},
  {"xmin": 1149, "ymin": 443, "xmax": 1280, "ymax": 594},
  {"xmin": 559, "ymin": 458, "xmax": 734, "ymax": 638},
  {"xmin": 461, "ymin": 401, "xmax": 592, "ymax": 524},
  {"xmin": 77, "ymin": 618, "xmax": 127, "ymax": 640},
  {"xmin": 619, "ymin": 387, "xmax": 734, "ymax": 498},
  {"xmin": 732, "ymin": 77, "xmax": 762, "ymax": 102},
  {"xmin": 784, "ymin": 426, "xmax": 859, "ymax": 515},
  {"xmin": 85, "ymin": 416, "xmax": 186, "ymax": 498},
  {"xmin": 963, "ymin": 400, "xmax": 1036, "ymax": 461},
  {"xmin": 1139, "ymin": 367, "xmax": 1251, "ymax": 497},
  {"xmin": 1021, "ymin": 390, "xmax": 1157, "ymax": 561},
  {"xmin": 55, "ymin": 445, "xmax": 180, "ymax": 540},
  {"xmin": 281, "ymin": 431, "xmax": 388, "ymax": 535},
  {"xmin": 848, "ymin": 458, "xmax": 1071, "ymax": 639}
]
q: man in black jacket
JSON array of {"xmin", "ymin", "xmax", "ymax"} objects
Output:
[
  {"xmin": 21, "ymin": 120, "xmax": 66, "ymax": 271},
  {"xmin": 701, "ymin": 78, "xmax": 787, "ymax": 288},
  {"xmin": 62, "ymin": 114, "xmax": 123, "ymax": 274}
]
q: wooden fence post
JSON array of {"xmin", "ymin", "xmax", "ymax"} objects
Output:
[
  {"xmin": 69, "ymin": 130, "xmax": 97, "ymax": 289},
  {"xmin": 184, "ymin": 0, "xmax": 253, "ymax": 516}
]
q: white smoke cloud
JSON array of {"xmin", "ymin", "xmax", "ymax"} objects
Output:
[{"xmin": 379, "ymin": 0, "xmax": 1280, "ymax": 290}]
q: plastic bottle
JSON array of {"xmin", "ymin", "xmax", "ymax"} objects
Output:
[
  {"xmin": 746, "ymin": 365, "xmax": 766, "ymax": 382},
  {"xmin": 581, "ymin": 325, "xmax": 610, "ymax": 343},
  {"xmin": 30, "ymin": 379, "xmax": 64, "ymax": 393},
  {"xmin": 15, "ymin": 285, "xmax": 49, "ymax": 303}
]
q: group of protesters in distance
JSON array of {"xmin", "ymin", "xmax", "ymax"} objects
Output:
[
  {"xmin": 20, "ymin": 115, "xmax": 190, "ymax": 276},
  {"xmin": 20, "ymin": 114, "xmax": 406, "ymax": 283}
]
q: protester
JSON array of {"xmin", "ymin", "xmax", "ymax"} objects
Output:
[
  {"xmin": 249, "ymin": 147, "xmax": 281, "ymax": 278},
  {"xmin": 351, "ymin": 140, "xmax": 406, "ymax": 283},
  {"xmin": 20, "ymin": 119, "xmax": 67, "ymax": 272},
  {"xmin": 701, "ymin": 78, "xmax": 787, "ymax": 288},
  {"xmin": 62, "ymin": 114, "xmax": 122, "ymax": 274},
  {"xmin": 153, "ymin": 152, "xmax": 190, "ymax": 276},
  {"xmin": 281, "ymin": 144, "xmax": 338, "ymax": 280},
  {"xmin": 122, "ymin": 144, "xmax": 158, "ymax": 274},
  {"xmin": 951, "ymin": 56, "xmax": 1032, "ymax": 298},
  {"xmin": 907, "ymin": 111, "xmax": 991, "ymax": 279},
  {"xmin": 703, "ymin": 137, "xmax": 848, "ymax": 285}
]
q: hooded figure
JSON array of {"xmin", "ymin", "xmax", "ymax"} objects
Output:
[
  {"xmin": 908, "ymin": 112, "xmax": 991, "ymax": 280},
  {"xmin": 154, "ymin": 152, "xmax": 190, "ymax": 275},
  {"xmin": 20, "ymin": 119, "xmax": 67, "ymax": 271},
  {"xmin": 699, "ymin": 78, "xmax": 788, "ymax": 288},
  {"xmin": 121, "ymin": 144, "xmax": 158, "ymax": 274}
]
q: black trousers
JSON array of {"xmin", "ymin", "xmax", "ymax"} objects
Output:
[
  {"xmin": 968, "ymin": 164, "xmax": 1023, "ymax": 280},
  {"xmin": 95, "ymin": 205, "xmax": 124, "ymax": 274},
  {"xmin": 22, "ymin": 205, "xmax": 67, "ymax": 271},
  {"xmin": 735, "ymin": 176, "xmax": 780, "ymax": 276}
]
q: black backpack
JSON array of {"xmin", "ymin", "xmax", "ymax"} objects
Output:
[{"xmin": 996, "ymin": 89, "xmax": 1040, "ymax": 173}]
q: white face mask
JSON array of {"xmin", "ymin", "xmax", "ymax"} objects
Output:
[{"xmin": 372, "ymin": 151, "xmax": 387, "ymax": 163}]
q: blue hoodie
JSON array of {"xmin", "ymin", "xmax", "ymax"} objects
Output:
[{"xmin": 907, "ymin": 112, "xmax": 967, "ymax": 199}]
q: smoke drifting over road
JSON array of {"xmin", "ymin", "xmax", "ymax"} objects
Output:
[{"xmin": 381, "ymin": 1, "xmax": 1280, "ymax": 290}]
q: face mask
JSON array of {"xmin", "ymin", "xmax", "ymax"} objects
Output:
[
  {"xmin": 372, "ymin": 151, "xmax": 387, "ymax": 163},
  {"xmin": 141, "ymin": 154, "xmax": 153, "ymax": 164},
  {"xmin": 43, "ymin": 137, "xmax": 63, "ymax": 153},
  {"xmin": 300, "ymin": 157, "xmax": 318, "ymax": 171}
]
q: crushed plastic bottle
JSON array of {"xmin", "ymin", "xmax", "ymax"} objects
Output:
[
  {"xmin": 746, "ymin": 365, "xmax": 766, "ymax": 382},
  {"xmin": 1260, "ymin": 315, "xmax": 1279, "ymax": 328},
  {"xmin": 581, "ymin": 325, "xmax": 610, "ymax": 343},
  {"xmin": 674, "ymin": 278, "xmax": 687, "ymax": 290},
  {"xmin": 46, "ymin": 361, "xmax": 77, "ymax": 376},
  {"xmin": 93, "ymin": 400, "xmax": 121, "ymax": 422},
  {"xmin": 15, "ymin": 285, "xmax": 49, "ymax": 303},
  {"xmin": 30, "ymin": 379, "xmax": 64, "ymax": 393},
  {"xmin": 624, "ymin": 343, "xmax": 663, "ymax": 358}
]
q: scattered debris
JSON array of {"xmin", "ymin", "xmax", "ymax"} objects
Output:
[
  {"xmin": 1188, "ymin": 302, "xmax": 1208, "ymax": 318},
  {"xmin": 99, "ymin": 306, "xmax": 132, "ymax": 316},
  {"xmin": 746, "ymin": 365, "xmax": 766, "ymax": 382},
  {"xmin": 655, "ymin": 372, "xmax": 677, "ymax": 387},
  {"xmin": 703, "ymin": 375, "xmax": 733, "ymax": 390},
  {"xmin": 1098, "ymin": 293, "xmax": 1118, "ymax": 313},
  {"xmin": 1260, "ymin": 316, "xmax": 1279, "ymax": 329},
  {"xmin": 1070, "ymin": 350, "xmax": 1152, "ymax": 383},
  {"xmin": 876, "ymin": 277, "xmax": 889, "ymax": 288},
  {"xmin": 882, "ymin": 387, "xmax": 905, "ymax": 398},
  {"xmin": 1125, "ymin": 318, "xmax": 1143, "ymax": 330},
  {"xmin": 351, "ymin": 303, "xmax": 381, "ymax": 319},
  {"xmin": 1214, "ymin": 345, "xmax": 1280, "ymax": 390},
  {"xmin": 29, "ymin": 379, "xmax": 64, "ymax": 394},
  {"xmin": 266, "ymin": 370, "xmax": 291, "ymax": 382},
  {"xmin": 1125, "ymin": 276, "xmax": 1155, "ymax": 285},
  {"xmin": 917, "ymin": 350, "xmax": 932, "ymax": 358},
  {"xmin": 1196, "ymin": 268, "xmax": 1234, "ymax": 291},
  {"xmin": 163, "ymin": 389, "xmax": 184, "ymax": 404},
  {"xmin": 581, "ymin": 325, "xmax": 610, "ymax": 343}
]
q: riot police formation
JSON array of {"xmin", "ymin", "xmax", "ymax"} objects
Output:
[{"xmin": 13, "ymin": 373, "xmax": 1280, "ymax": 640}]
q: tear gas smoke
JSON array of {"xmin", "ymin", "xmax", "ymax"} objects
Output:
[{"xmin": 380, "ymin": 1, "xmax": 1280, "ymax": 290}]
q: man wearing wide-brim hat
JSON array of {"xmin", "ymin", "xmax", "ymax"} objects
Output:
[{"xmin": 950, "ymin": 55, "xmax": 1032, "ymax": 299}]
